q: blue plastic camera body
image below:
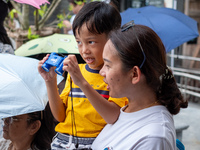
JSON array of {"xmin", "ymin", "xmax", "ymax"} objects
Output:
[{"xmin": 42, "ymin": 52, "xmax": 67, "ymax": 75}]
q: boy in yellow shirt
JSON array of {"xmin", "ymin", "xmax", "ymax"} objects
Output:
[{"xmin": 38, "ymin": 1, "xmax": 127, "ymax": 149}]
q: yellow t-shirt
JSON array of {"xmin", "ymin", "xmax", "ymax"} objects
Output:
[{"xmin": 55, "ymin": 64, "xmax": 128, "ymax": 137}]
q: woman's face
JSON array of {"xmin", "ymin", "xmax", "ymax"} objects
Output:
[
  {"xmin": 2, "ymin": 114, "xmax": 33, "ymax": 141},
  {"xmin": 100, "ymin": 40, "xmax": 132, "ymax": 98}
]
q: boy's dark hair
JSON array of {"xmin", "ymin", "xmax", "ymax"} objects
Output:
[{"xmin": 72, "ymin": 1, "xmax": 121, "ymax": 36}]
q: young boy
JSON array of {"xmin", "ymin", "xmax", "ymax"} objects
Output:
[{"xmin": 38, "ymin": 1, "xmax": 127, "ymax": 149}]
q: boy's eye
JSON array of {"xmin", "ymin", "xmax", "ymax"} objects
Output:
[
  {"xmin": 76, "ymin": 41, "xmax": 81, "ymax": 45},
  {"xmin": 89, "ymin": 41, "xmax": 95, "ymax": 44}
]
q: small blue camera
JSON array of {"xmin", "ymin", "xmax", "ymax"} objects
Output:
[{"xmin": 41, "ymin": 52, "xmax": 67, "ymax": 75}]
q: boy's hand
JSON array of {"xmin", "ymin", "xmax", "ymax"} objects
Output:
[
  {"xmin": 38, "ymin": 54, "xmax": 57, "ymax": 82},
  {"xmin": 63, "ymin": 55, "xmax": 86, "ymax": 86}
]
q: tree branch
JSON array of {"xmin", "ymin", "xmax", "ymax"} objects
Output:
[
  {"xmin": 9, "ymin": 2, "xmax": 29, "ymax": 30},
  {"xmin": 38, "ymin": 0, "xmax": 61, "ymax": 29}
]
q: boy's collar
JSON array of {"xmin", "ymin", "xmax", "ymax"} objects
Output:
[{"xmin": 85, "ymin": 64, "xmax": 100, "ymax": 73}]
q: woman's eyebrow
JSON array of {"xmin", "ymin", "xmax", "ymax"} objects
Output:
[{"xmin": 103, "ymin": 58, "xmax": 112, "ymax": 63}]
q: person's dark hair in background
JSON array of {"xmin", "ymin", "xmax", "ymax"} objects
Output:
[
  {"xmin": 29, "ymin": 102, "xmax": 57, "ymax": 149},
  {"xmin": 0, "ymin": 0, "xmax": 13, "ymax": 47}
]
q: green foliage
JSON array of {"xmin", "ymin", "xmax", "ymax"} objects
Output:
[
  {"xmin": 57, "ymin": 14, "xmax": 65, "ymax": 20},
  {"xmin": 74, "ymin": 0, "xmax": 86, "ymax": 5},
  {"xmin": 68, "ymin": 4, "xmax": 73, "ymax": 11},
  {"xmin": 57, "ymin": 14, "xmax": 66, "ymax": 29},
  {"xmin": 56, "ymin": 13, "xmax": 72, "ymax": 29},
  {"xmin": 8, "ymin": 9, "xmax": 21, "ymax": 22},
  {"xmin": 27, "ymin": 27, "xmax": 40, "ymax": 40},
  {"xmin": 8, "ymin": 0, "xmax": 92, "ymax": 33},
  {"xmin": 34, "ymin": 5, "xmax": 48, "ymax": 17},
  {"xmin": 57, "ymin": 21, "xmax": 64, "ymax": 29}
]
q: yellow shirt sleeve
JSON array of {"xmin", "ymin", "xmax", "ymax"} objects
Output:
[{"xmin": 108, "ymin": 97, "xmax": 129, "ymax": 107}]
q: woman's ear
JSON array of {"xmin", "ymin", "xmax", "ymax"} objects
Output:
[
  {"xmin": 131, "ymin": 66, "xmax": 141, "ymax": 84},
  {"xmin": 29, "ymin": 120, "xmax": 41, "ymax": 135}
]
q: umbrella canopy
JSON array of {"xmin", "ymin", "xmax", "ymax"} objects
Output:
[
  {"xmin": 0, "ymin": 54, "xmax": 63, "ymax": 119},
  {"xmin": 15, "ymin": 33, "xmax": 79, "ymax": 57},
  {"xmin": 120, "ymin": 6, "xmax": 199, "ymax": 53},
  {"xmin": 13, "ymin": 0, "xmax": 49, "ymax": 9}
]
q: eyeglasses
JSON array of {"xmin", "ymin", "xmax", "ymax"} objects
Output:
[
  {"xmin": 121, "ymin": 20, "xmax": 146, "ymax": 69},
  {"xmin": 2, "ymin": 117, "xmax": 31, "ymax": 124}
]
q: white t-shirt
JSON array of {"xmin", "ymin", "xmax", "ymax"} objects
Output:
[
  {"xmin": 67, "ymin": 14, "xmax": 76, "ymax": 35},
  {"xmin": 91, "ymin": 105, "xmax": 176, "ymax": 150}
]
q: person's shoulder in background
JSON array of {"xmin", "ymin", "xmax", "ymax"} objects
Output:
[{"xmin": 0, "ymin": 42, "xmax": 14, "ymax": 54}]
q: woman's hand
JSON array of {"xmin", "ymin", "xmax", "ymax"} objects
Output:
[{"xmin": 38, "ymin": 54, "xmax": 57, "ymax": 82}]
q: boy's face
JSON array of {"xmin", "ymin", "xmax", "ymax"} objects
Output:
[{"xmin": 75, "ymin": 24, "xmax": 108, "ymax": 70}]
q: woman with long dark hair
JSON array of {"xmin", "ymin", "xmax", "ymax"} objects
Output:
[{"xmin": 92, "ymin": 21, "xmax": 188, "ymax": 150}]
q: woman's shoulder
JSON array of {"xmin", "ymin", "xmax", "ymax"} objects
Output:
[{"xmin": 140, "ymin": 106, "xmax": 175, "ymax": 138}]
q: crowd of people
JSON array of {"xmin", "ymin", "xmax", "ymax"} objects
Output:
[{"xmin": 0, "ymin": 0, "xmax": 188, "ymax": 150}]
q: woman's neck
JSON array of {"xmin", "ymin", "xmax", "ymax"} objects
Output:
[
  {"xmin": 10, "ymin": 138, "xmax": 33, "ymax": 150},
  {"xmin": 124, "ymin": 99, "xmax": 160, "ymax": 112},
  {"xmin": 125, "ymin": 86, "xmax": 160, "ymax": 112},
  {"xmin": 10, "ymin": 144, "xmax": 31, "ymax": 150}
]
